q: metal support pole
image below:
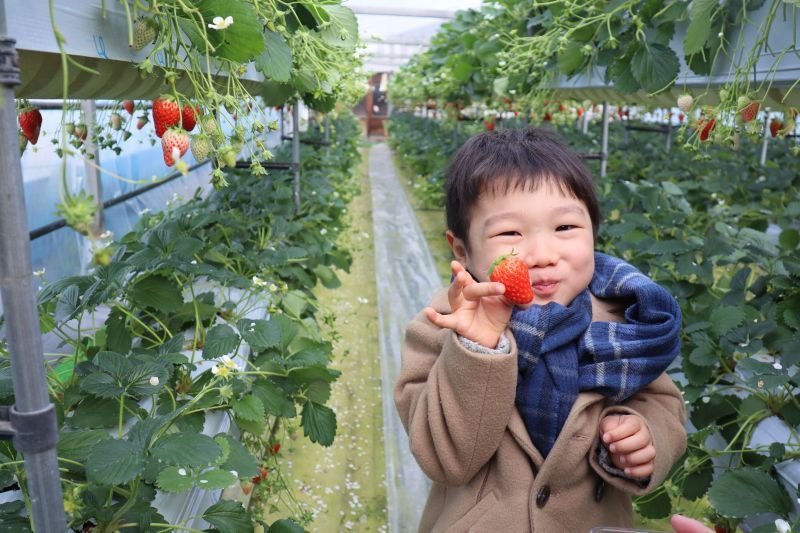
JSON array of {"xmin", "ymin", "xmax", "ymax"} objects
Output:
[
  {"xmin": 292, "ymin": 103, "xmax": 301, "ymax": 214},
  {"xmin": 279, "ymin": 106, "xmax": 285, "ymax": 141},
  {"xmin": 0, "ymin": 6, "xmax": 67, "ymax": 531},
  {"xmin": 600, "ymin": 101, "xmax": 610, "ymax": 178},
  {"xmin": 759, "ymin": 111, "xmax": 770, "ymax": 166},
  {"xmin": 665, "ymin": 122, "xmax": 673, "ymax": 152},
  {"xmin": 81, "ymin": 100, "xmax": 103, "ymax": 237},
  {"xmin": 582, "ymin": 109, "xmax": 590, "ymax": 134}
]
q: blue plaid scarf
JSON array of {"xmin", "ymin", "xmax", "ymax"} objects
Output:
[{"xmin": 509, "ymin": 252, "xmax": 681, "ymax": 457}]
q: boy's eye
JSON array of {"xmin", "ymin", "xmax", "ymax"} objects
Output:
[
  {"xmin": 497, "ymin": 231, "xmax": 521, "ymax": 237},
  {"xmin": 556, "ymin": 225, "xmax": 575, "ymax": 231}
]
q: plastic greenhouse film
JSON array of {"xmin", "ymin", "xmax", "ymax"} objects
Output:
[{"xmin": 369, "ymin": 143, "xmax": 440, "ymax": 531}]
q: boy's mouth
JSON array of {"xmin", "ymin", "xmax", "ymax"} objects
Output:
[{"xmin": 532, "ymin": 280, "xmax": 559, "ymax": 296}]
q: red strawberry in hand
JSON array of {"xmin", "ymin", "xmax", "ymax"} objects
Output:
[
  {"xmin": 488, "ymin": 250, "xmax": 533, "ymax": 305},
  {"xmin": 19, "ymin": 106, "xmax": 43, "ymax": 145},
  {"xmin": 152, "ymin": 96, "xmax": 181, "ymax": 138},
  {"xmin": 161, "ymin": 128, "xmax": 189, "ymax": 166},
  {"xmin": 181, "ymin": 105, "xmax": 199, "ymax": 131}
]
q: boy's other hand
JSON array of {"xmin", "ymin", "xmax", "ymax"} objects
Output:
[
  {"xmin": 599, "ymin": 414, "xmax": 655, "ymax": 478},
  {"xmin": 424, "ymin": 261, "xmax": 513, "ymax": 348}
]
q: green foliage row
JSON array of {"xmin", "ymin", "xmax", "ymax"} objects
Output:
[
  {"xmin": 0, "ymin": 112, "xmax": 362, "ymax": 531},
  {"xmin": 388, "ymin": 111, "xmax": 800, "ymax": 530}
]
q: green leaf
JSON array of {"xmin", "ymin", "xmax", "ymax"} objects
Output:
[
  {"xmin": 105, "ymin": 309, "xmax": 132, "ymax": 354},
  {"xmin": 300, "ymin": 401, "xmax": 336, "ymax": 446},
  {"xmin": 85, "ymin": 439, "xmax": 145, "ymax": 485},
  {"xmin": 196, "ymin": 468, "xmax": 237, "ymax": 490},
  {"xmin": 57, "ymin": 429, "xmax": 112, "ymax": 464},
  {"xmin": 68, "ymin": 396, "xmax": 137, "ymax": 429},
  {"xmin": 630, "ymin": 43, "xmax": 679, "ymax": 94},
  {"xmin": 128, "ymin": 275, "xmax": 183, "ymax": 312},
  {"xmin": 557, "ymin": 41, "xmax": 586, "ymax": 76},
  {"xmin": 779, "ymin": 228, "xmax": 799, "ymax": 249},
  {"xmin": 256, "ymin": 30, "xmax": 293, "ymax": 83},
  {"xmin": 252, "ymin": 379, "xmax": 296, "ymax": 418},
  {"xmin": 80, "ymin": 372, "xmax": 124, "ymax": 398},
  {"xmin": 633, "ymin": 487, "xmax": 671, "ymax": 518},
  {"xmin": 55, "ymin": 285, "xmax": 80, "ymax": 322},
  {"xmin": 156, "ymin": 466, "xmax": 195, "ymax": 493},
  {"xmin": 272, "ymin": 314, "xmax": 300, "ymax": 353},
  {"xmin": 684, "ymin": 0, "xmax": 717, "ymax": 55},
  {"xmin": 318, "ymin": 5, "xmax": 358, "ymax": 48},
  {"xmin": 268, "ymin": 519, "xmax": 305, "ymax": 533},
  {"xmin": 313, "ymin": 265, "xmax": 340, "ymax": 289},
  {"xmin": 710, "ymin": 306, "xmax": 746, "ymax": 336},
  {"xmin": 150, "ymin": 433, "xmax": 222, "ymax": 468},
  {"xmin": 196, "ymin": 0, "xmax": 265, "ymax": 62},
  {"xmin": 708, "ymin": 468, "xmax": 791, "ymax": 518},
  {"xmin": 681, "ymin": 459, "xmax": 713, "ymax": 500},
  {"xmin": 216, "ymin": 433, "xmax": 259, "ymax": 478},
  {"xmin": 202, "ymin": 500, "xmax": 253, "ymax": 533},
  {"xmin": 232, "ymin": 395, "xmax": 265, "ymax": 422},
  {"xmin": 608, "ymin": 58, "xmax": 641, "ymax": 94},
  {"xmin": 281, "ymin": 291, "xmax": 309, "ymax": 318},
  {"xmin": 237, "ymin": 318, "xmax": 281, "ymax": 350},
  {"xmin": 492, "ymin": 76, "xmax": 509, "ymax": 97},
  {"xmin": 203, "ymin": 324, "xmax": 240, "ymax": 359}
]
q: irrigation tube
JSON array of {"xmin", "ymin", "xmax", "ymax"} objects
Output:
[
  {"xmin": 0, "ymin": 6, "xmax": 67, "ymax": 530},
  {"xmin": 369, "ymin": 143, "xmax": 439, "ymax": 531}
]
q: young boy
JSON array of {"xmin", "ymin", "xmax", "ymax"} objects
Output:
[{"xmin": 394, "ymin": 127, "xmax": 687, "ymax": 532}]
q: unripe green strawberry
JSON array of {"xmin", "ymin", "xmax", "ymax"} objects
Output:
[
  {"xmin": 65, "ymin": 122, "xmax": 75, "ymax": 135},
  {"xmin": 190, "ymin": 135, "xmax": 212, "ymax": 162},
  {"xmin": 110, "ymin": 112, "xmax": 123, "ymax": 131},
  {"xmin": 131, "ymin": 18, "xmax": 157, "ymax": 51},
  {"xmin": 219, "ymin": 146, "xmax": 237, "ymax": 168},
  {"xmin": 199, "ymin": 115, "xmax": 224, "ymax": 145},
  {"xmin": 677, "ymin": 94, "xmax": 693, "ymax": 113},
  {"xmin": 18, "ymin": 131, "xmax": 28, "ymax": 155},
  {"xmin": 488, "ymin": 250, "xmax": 533, "ymax": 305}
]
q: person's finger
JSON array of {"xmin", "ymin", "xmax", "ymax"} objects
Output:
[
  {"xmin": 608, "ymin": 429, "xmax": 650, "ymax": 454},
  {"xmin": 599, "ymin": 414, "xmax": 624, "ymax": 434},
  {"xmin": 623, "ymin": 461, "xmax": 654, "ymax": 478},
  {"xmin": 424, "ymin": 307, "xmax": 460, "ymax": 331},
  {"xmin": 462, "ymin": 281, "xmax": 505, "ymax": 301},
  {"xmin": 670, "ymin": 514, "xmax": 715, "ymax": 533},
  {"xmin": 602, "ymin": 415, "xmax": 641, "ymax": 445},
  {"xmin": 618, "ymin": 444, "xmax": 656, "ymax": 466}
]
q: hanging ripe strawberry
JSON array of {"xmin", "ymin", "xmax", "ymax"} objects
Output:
[
  {"xmin": 152, "ymin": 96, "xmax": 181, "ymax": 138},
  {"xmin": 19, "ymin": 105, "xmax": 43, "ymax": 145}
]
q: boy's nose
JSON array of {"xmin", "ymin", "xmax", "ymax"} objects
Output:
[{"xmin": 522, "ymin": 239, "xmax": 557, "ymax": 268}]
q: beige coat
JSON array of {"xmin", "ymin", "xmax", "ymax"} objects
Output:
[{"xmin": 394, "ymin": 288, "xmax": 687, "ymax": 532}]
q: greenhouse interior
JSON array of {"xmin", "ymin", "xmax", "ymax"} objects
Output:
[{"xmin": 0, "ymin": 0, "xmax": 799, "ymax": 532}]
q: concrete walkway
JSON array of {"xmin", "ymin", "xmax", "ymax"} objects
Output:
[{"xmin": 369, "ymin": 143, "xmax": 441, "ymax": 531}]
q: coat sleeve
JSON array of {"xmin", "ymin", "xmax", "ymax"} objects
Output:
[
  {"xmin": 589, "ymin": 372, "xmax": 687, "ymax": 496},
  {"xmin": 393, "ymin": 298, "xmax": 518, "ymax": 486}
]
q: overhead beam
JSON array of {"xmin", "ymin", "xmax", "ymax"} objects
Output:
[{"xmin": 348, "ymin": 5, "xmax": 455, "ymax": 18}]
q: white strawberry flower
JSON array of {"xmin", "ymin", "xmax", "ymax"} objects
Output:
[
  {"xmin": 149, "ymin": 376, "xmax": 160, "ymax": 386},
  {"xmin": 775, "ymin": 519, "xmax": 790, "ymax": 533},
  {"xmin": 252, "ymin": 276, "xmax": 268, "ymax": 287},
  {"xmin": 221, "ymin": 355, "xmax": 237, "ymax": 369},
  {"xmin": 773, "ymin": 362, "xmax": 783, "ymax": 370},
  {"xmin": 208, "ymin": 16, "xmax": 234, "ymax": 30},
  {"xmin": 178, "ymin": 468, "xmax": 187, "ymax": 476}
]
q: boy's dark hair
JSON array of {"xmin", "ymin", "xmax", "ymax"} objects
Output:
[{"xmin": 445, "ymin": 127, "xmax": 601, "ymax": 250}]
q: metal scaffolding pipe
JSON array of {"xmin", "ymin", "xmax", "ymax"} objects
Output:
[
  {"xmin": 292, "ymin": 104, "xmax": 301, "ymax": 213},
  {"xmin": 600, "ymin": 102, "xmax": 610, "ymax": 178},
  {"xmin": 0, "ymin": 4, "xmax": 67, "ymax": 530},
  {"xmin": 81, "ymin": 100, "xmax": 104, "ymax": 236}
]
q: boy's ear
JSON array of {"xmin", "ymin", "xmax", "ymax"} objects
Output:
[{"xmin": 446, "ymin": 230, "xmax": 468, "ymax": 263}]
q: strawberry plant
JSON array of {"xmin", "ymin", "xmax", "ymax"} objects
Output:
[{"xmin": 0, "ymin": 113, "xmax": 362, "ymax": 530}]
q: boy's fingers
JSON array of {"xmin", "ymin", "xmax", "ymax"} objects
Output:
[
  {"xmin": 608, "ymin": 429, "xmax": 650, "ymax": 454},
  {"xmin": 622, "ymin": 461, "xmax": 654, "ymax": 479},
  {"xmin": 462, "ymin": 281, "xmax": 505, "ymax": 301},
  {"xmin": 602, "ymin": 415, "xmax": 641, "ymax": 444},
  {"xmin": 618, "ymin": 444, "xmax": 656, "ymax": 467},
  {"xmin": 424, "ymin": 307, "xmax": 458, "ymax": 331}
]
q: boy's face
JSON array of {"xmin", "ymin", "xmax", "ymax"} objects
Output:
[{"xmin": 447, "ymin": 181, "xmax": 595, "ymax": 308}]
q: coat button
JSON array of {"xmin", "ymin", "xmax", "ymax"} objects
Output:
[
  {"xmin": 594, "ymin": 479, "xmax": 605, "ymax": 502},
  {"xmin": 536, "ymin": 485, "xmax": 550, "ymax": 508}
]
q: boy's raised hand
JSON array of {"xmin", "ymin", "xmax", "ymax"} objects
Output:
[
  {"xmin": 600, "ymin": 414, "xmax": 655, "ymax": 479},
  {"xmin": 424, "ymin": 261, "xmax": 513, "ymax": 349}
]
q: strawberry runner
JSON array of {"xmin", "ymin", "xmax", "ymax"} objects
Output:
[{"xmin": 509, "ymin": 252, "xmax": 682, "ymax": 457}]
